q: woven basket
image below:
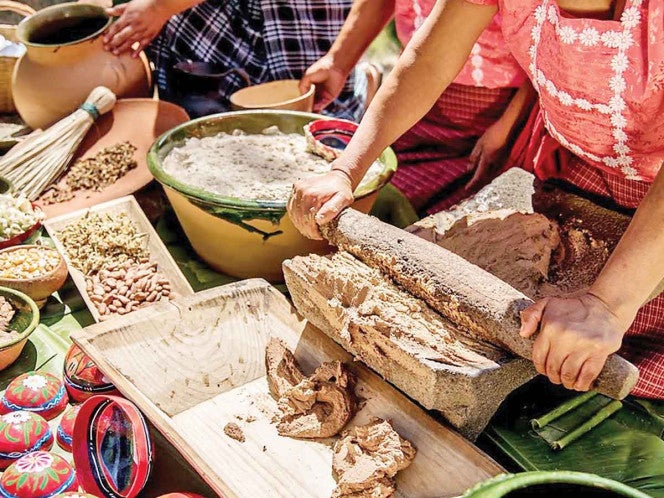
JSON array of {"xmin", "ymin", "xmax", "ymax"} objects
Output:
[{"xmin": 0, "ymin": 1, "xmax": 35, "ymax": 113}]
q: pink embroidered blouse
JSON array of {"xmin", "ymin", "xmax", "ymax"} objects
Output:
[
  {"xmin": 394, "ymin": 0, "xmax": 526, "ymax": 89},
  {"xmin": 465, "ymin": 0, "xmax": 664, "ymax": 183}
]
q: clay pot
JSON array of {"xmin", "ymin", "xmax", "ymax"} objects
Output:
[
  {"xmin": 12, "ymin": 2, "xmax": 151, "ymax": 130},
  {"xmin": 230, "ymin": 80, "xmax": 315, "ymax": 112},
  {"xmin": 0, "ymin": 245, "xmax": 68, "ymax": 308}
]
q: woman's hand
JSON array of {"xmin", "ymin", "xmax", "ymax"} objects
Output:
[
  {"xmin": 299, "ymin": 55, "xmax": 350, "ymax": 113},
  {"xmin": 103, "ymin": 0, "xmax": 172, "ymax": 57},
  {"xmin": 467, "ymin": 120, "xmax": 510, "ymax": 190},
  {"xmin": 287, "ymin": 169, "xmax": 354, "ymax": 240},
  {"xmin": 519, "ymin": 293, "xmax": 633, "ymax": 391}
]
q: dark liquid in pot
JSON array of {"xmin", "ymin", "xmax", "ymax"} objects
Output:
[{"xmin": 29, "ymin": 16, "xmax": 108, "ymax": 45}]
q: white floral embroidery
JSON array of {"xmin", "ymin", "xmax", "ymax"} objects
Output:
[
  {"xmin": 614, "ymin": 142, "xmax": 631, "ymax": 154},
  {"xmin": 603, "ymin": 157, "xmax": 619, "ymax": 168},
  {"xmin": 619, "ymin": 31, "xmax": 634, "ymax": 50},
  {"xmin": 601, "ymin": 31, "xmax": 622, "ymax": 48},
  {"xmin": 609, "ymin": 75, "xmax": 626, "ymax": 93},
  {"xmin": 547, "ymin": 5, "xmax": 558, "ymax": 24},
  {"xmin": 621, "ymin": 7, "xmax": 641, "ymax": 29},
  {"xmin": 622, "ymin": 166, "xmax": 640, "ymax": 178},
  {"xmin": 471, "ymin": 55, "xmax": 483, "ymax": 67},
  {"xmin": 545, "ymin": 80, "xmax": 557, "ymax": 96},
  {"xmin": 609, "ymin": 96, "xmax": 626, "ymax": 112},
  {"xmin": 1, "ymin": 412, "xmax": 30, "ymax": 426},
  {"xmin": 611, "ymin": 113, "xmax": 627, "ymax": 129},
  {"xmin": 579, "ymin": 27, "xmax": 600, "ymax": 46},
  {"xmin": 537, "ymin": 69, "xmax": 546, "ymax": 86},
  {"xmin": 611, "ymin": 53, "xmax": 629, "ymax": 73},
  {"xmin": 531, "ymin": 25, "xmax": 541, "ymax": 42},
  {"xmin": 613, "ymin": 129, "xmax": 628, "ymax": 142},
  {"xmin": 529, "ymin": 45, "xmax": 538, "ymax": 58},
  {"xmin": 575, "ymin": 98, "xmax": 592, "ymax": 110},
  {"xmin": 559, "ymin": 26, "xmax": 578, "ymax": 44},
  {"xmin": 558, "ymin": 91, "xmax": 573, "ymax": 106},
  {"xmin": 534, "ymin": 5, "xmax": 546, "ymax": 22},
  {"xmin": 596, "ymin": 104, "xmax": 611, "ymax": 115},
  {"xmin": 472, "ymin": 68, "xmax": 484, "ymax": 85},
  {"xmin": 22, "ymin": 374, "xmax": 47, "ymax": 391},
  {"xmin": 617, "ymin": 155, "xmax": 633, "ymax": 166}
]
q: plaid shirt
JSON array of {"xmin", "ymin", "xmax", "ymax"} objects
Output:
[{"xmin": 147, "ymin": 0, "xmax": 366, "ymax": 121}]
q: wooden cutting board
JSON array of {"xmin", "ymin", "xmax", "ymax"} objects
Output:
[{"xmin": 72, "ymin": 279, "xmax": 503, "ymax": 498}]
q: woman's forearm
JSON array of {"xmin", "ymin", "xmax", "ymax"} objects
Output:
[
  {"xmin": 590, "ymin": 167, "xmax": 664, "ymax": 321},
  {"xmin": 329, "ymin": 0, "xmax": 396, "ymax": 75},
  {"xmin": 495, "ymin": 79, "xmax": 536, "ymax": 133},
  {"xmin": 333, "ymin": 0, "xmax": 497, "ymax": 188}
]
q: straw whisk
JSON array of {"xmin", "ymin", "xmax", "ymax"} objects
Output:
[{"xmin": 0, "ymin": 86, "xmax": 117, "ymax": 200}]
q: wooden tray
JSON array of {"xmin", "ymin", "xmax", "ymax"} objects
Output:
[
  {"xmin": 72, "ymin": 279, "xmax": 503, "ymax": 498},
  {"xmin": 37, "ymin": 99, "xmax": 189, "ymax": 218},
  {"xmin": 44, "ymin": 195, "xmax": 193, "ymax": 322}
]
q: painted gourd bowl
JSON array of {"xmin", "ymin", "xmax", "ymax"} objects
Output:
[
  {"xmin": 157, "ymin": 495, "xmax": 207, "ymax": 498},
  {"xmin": 0, "ymin": 451, "xmax": 77, "ymax": 497},
  {"xmin": 0, "ymin": 411, "xmax": 53, "ymax": 469},
  {"xmin": 53, "ymin": 494, "xmax": 99, "ymax": 498},
  {"xmin": 64, "ymin": 345, "xmax": 117, "ymax": 403},
  {"xmin": 56, "ymin": 405, "xmax": 80, "ymax": 453},
  {"xmin": 53, "ymin": 494, "xmax": 100, "ymax": 498},
  {"xmin": 0, "ymin": 372, "xmax": 68, "ymax": 420}
]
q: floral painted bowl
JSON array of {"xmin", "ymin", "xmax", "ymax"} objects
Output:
[
  {"xmin": 0, "ymin": 411, "xmax": 53, "ymax": 469},
  {"xmin": 64, "ymin": 344, "xmax": 118, "ymax": 403},
  {"xmin": 56, "ymin": 405, "xmax": 79, "ymax": 453},
  {"xmin": 0, "ymin": 451, "xmax": 77, "ymax": 497},
  {"xmin": 0, "ymin": 371, "xmax": 68, "ymax": 420}
]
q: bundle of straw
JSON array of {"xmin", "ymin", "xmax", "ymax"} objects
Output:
[{"xmin": 0, "ymin": 87, "xmax": 117, "ymax": 200}]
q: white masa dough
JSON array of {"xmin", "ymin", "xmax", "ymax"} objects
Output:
[{"xmin": 162, "ymin": 127, "xmax": 384, "ymax": 201}]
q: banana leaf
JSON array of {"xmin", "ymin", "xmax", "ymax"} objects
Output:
[{"xmin": 483, "ymin": 378, "xmax": 664, "ymax": 497}]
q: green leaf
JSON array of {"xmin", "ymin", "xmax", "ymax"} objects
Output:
[{"xmin": 484, "ymin": 379, "xmax": 664, "ymax": 497}]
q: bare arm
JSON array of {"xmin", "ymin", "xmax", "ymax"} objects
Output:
[
  {"xmin": 334, "ymin": 0, "xmax": 497, "ymax": 188},
  {"xmin": 468, "ymin": 79, "xmax": 537, "ymax": 189},
  {"xmin": 590, "ymin": 168, "xmax": 664, "ymax": 317},
  {"xmin": 300, "ymin": 0, "xmax": 395, "ymax": 110},
  {"xmin": 521, "ymin": 167, "xmax": 664, "ymax": 392},
  {"xmin": 104, "ymin": 0, "xmax": 205, "ymax": 56},
  {"xmin": 289, "ymin": 0, "xmax": 496, "ymax": 239}
]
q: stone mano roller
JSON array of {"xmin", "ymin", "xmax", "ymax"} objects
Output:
[{"xmin": 317, "ymin": 209, "xmax": 638, "ymax": 401}]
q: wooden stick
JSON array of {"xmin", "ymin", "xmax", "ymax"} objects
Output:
[{"xmin": 320, "ymin": 209, "xmax": 639, "ymax": 400}]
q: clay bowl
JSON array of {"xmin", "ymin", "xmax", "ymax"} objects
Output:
[
  {"xmin": 0, "ymin": 245, "xmax": 68, "ymax": 308},
  {"xmin": 147, "ymin": 110, "xmax": 397, "ymax": 283},
  {"xmin": 230, "ymin": 80, "xmax": 315, "ymax": 112},
  {"xmin": 0, "ymin": 287, "xmax": 39, "ymax": 371},
  {"xmin": 37, "ymin": 98, "xmax": 190, "ymax": 218}
]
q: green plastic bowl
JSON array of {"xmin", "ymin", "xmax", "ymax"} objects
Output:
[
  {"xmin": 146, "ymin": 110, "xmax": 398, "ymax": 282},
  {"xmin": 463, "ymin": 472, "xmax": 652, "ymax": 498},
  {"xmin": 0, "ymin": 287, "xmax": 39, "ymax": 370}
]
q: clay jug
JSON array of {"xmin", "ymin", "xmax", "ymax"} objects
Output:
[{"xmin": 11, "ymin": 2, "xmax": 151, "ymax": 129}]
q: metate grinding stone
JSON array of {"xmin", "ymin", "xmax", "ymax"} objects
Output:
[
  {"xmin": 0, "ymin": 411, "xmax": 54, "ymax": 469},
  {"xmin": 56, "ymin": 405, "xmax": 80, "ymax": 453},
  {"xmin": 64, "ymin": 344, "xmax": 118, "ymax": 403},
  {"xmin": 0, "ymin": 451, "xmax": 77, "ymax": 497},
  {"xmin": 0, "ymin": 372, "xmax": 68, "ymax": 420}
]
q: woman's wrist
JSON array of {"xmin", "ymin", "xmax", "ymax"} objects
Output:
[{"xmin": 588, "ymin": 280, "xmax": 640, "ymax": 330}]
